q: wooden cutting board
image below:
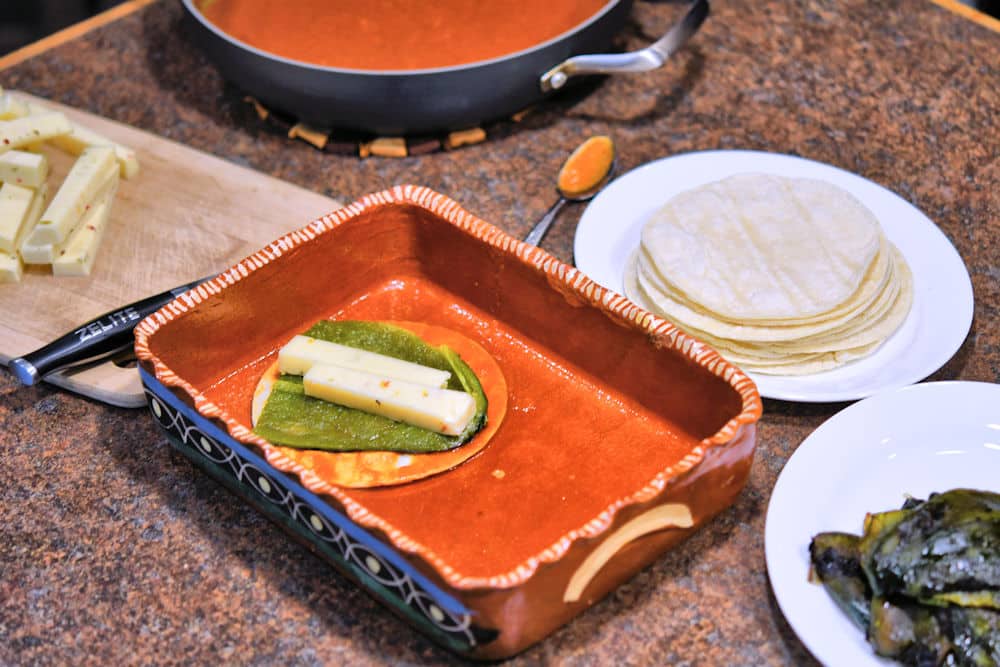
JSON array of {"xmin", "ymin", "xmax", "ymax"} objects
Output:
[{"xmin": 0, "ymin": 93, "xmax": 342, "ymax": 407}]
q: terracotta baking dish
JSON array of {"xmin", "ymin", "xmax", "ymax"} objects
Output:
[
  {"xmin": 181, "ymin": 0, "xmax": 709, "ymax": 134},
  {"xmin": 134, "ymin": 186, "xmax": 761, "ymax": 659}
]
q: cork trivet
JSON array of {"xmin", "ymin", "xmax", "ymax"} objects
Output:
[
  {"xmin": 322, "ymin": 140, "xmax": 361, "ymax": 156},
  {"xmin": 288, "ymin": 123, "xmax": 330, "ymax": 150},
  {"xmin": 366, "ymin": 137, "xmax": 408, "ymax": 158},
  {"xmin": 244, "ymin": 99, "xmax": 509, "ymax": 157},
  {"xmin": 268, "ymin": 111, "xmax": 295, "ymax": 132},
  {"xmin": 511, "ymin": 106, "xmax": 535, "ymax": 123},
  {"xmin": 245, "ymin": 96, "xmax": 269, "ymax": 121},
  {"xmin": 445, "ymin": 127, "xmax": 487, "ymax": 150},
  {"xmin": 407, "ymin": 138, "xmax": 442, "ymax": 156}
]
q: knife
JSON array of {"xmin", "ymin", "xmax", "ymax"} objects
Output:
[{"xmin": 9, "ymin": 276, "xmax": 209, "ymax": 386}]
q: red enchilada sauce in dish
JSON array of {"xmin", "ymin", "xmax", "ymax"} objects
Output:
[{"xmin": 197, "ymin": 0, "xmax": 611, "ymax": 70}]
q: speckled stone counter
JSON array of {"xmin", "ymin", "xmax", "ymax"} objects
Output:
[{"xmin": 1, "ymin": 1, "xmax": 998, "ymax": 664}]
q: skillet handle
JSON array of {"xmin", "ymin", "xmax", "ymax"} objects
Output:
[{"xmin": 540, "ymin": 0, "xmax": 709, "ymax": 92}]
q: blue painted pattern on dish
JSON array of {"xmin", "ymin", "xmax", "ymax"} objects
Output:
[{"xmin": 139, "ymin": 366, "xmax": 499, "ymax": 649}]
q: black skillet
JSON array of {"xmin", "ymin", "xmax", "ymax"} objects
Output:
[
  {"xmin": 8, "ymin": 1, "xmax": 708, "ymax": 390},
  {"xmin": 181, "ymin": 0, "xmax": 709, "ymax": 136}
]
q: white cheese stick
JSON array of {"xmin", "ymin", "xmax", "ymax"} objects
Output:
[
  {"xmin": 0, "ymin": 150, "xmax": 49, "ymax": 188},
  {"xmin": 52, "ymin": 177, "xmax": 118, "ymax": 276},
  {"xmin": 303, "ymin": 364, "xmax": 476, "ymax": 436},
  {"xmin": 27, "ymin": 100, "xmax": 139, "ymax": 179},
  {"xmin": 14, "ymin": 181, "xmax": 47, "ymax": 251},
  {"xmin": 14, "ymin": 184, "xmax": 58, "ymax": 264},
  {"xmin": 19, "ymin": 242, "xmax": 54, "ymax": 265},
  {"xmin": 27, "ymin": 146, "xmax": 116, "ymax": 245},
  {"xmin": 0, "ymin": 182, "xmax": 39, "ymax": 254},
  {"xmin": 18, "ymin": 241, "xmax": 51, "ymax": 265},
  {"xmin": 19, "ymin": 173, "xmax": 111, "ymax": 265},
  {"xmin": 0, "ymin": 92, "xmax": 29, "ymax": 121},
  {"xmin": 279, "ymin": 334, "xmax": 451, "ymax": 388},
  {"xmin": 0, "ymin": 250, "xmax": 22, "ymax": 283},
  {"xmin": 0, "ymin": 112, "xmax": 71, "ymax": 154}
]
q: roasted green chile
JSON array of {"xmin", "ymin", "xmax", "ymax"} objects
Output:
[
  {"xmin": 809, "ymin": 489, "xmax": 1000, "ymax": 666},
  {"xmin": 254, "ymin": 321, "xmax": 488, "ymax": 453}
]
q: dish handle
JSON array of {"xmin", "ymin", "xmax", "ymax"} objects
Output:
[{"xmin": 539, "ymin": 0, "xmax": 709, "ymax": 93}]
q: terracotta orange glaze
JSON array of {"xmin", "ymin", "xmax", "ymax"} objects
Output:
[
  {"xmin": 334, "ymin": 282, "xmax": 697, "ymax": 578},
  {"xmin": 197, "ymin": 0, "xmax": 610, "ymax": 70},
  {"xmin": 355, "ymin": 291, "xmax": 696, "ymax": 578},
  {"xmin": 137, "ymin": 187, "xmax": 762, "ymax": 598},
  {"xmin": 200, "ymin": 277, "xmax": 701, "ymax": 579},
  {"xmin": 557, "ymin": 136, "xmax": 615, "ymax": 197}
]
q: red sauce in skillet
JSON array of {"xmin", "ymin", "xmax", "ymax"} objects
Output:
[{"xmin": 197, "ymin": 0, "xmax": 611, "ymax": 70}]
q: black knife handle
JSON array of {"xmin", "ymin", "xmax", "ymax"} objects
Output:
[{"xmin": 9, "ymin": 277, "xmax": 208, "ymax": 386}]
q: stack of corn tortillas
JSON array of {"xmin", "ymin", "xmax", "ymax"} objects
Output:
[{"xmin": 624, "ymin": 173, "xmax": 913, "ymax": 375}]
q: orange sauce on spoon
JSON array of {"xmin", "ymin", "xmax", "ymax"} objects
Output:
[
  {"xmin": 198, "ymin": 0, "xmax": 611, "ymax": 70},
  {"xmin": 557, "ymin": 135, "xmax": 615, "ymax": 197}
]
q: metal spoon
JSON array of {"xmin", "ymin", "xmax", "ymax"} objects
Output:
[{"xmin": 524, "ymin": 135, "xmax": 616, "ymax": 246}]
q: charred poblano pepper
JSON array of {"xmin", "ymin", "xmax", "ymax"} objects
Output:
[
  {"xmin": 858, "ymin": 508, "xmax": 913, "ymax": 595},
  {"xmin": 867, "ymin": 490, "xmax": 1000, "ymax": 608},
  {"xmin": 809, "ymin": 532, "xmax": 872, "ymax": 629},
  {"xmin": 808, "ymin": 489, "xmax": 1000, "ymax": 666},
  {"xmin": 868, "ymin": 597, "xmax": 952, "ymax": 664},
  {"xmin": 949, "ymin": 607, "xmax": 1000, "ymax": 667}
]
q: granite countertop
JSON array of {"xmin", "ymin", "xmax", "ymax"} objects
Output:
[{"xmin": 1, "ymin": 0, "xmax": 998, "ymax": 664}]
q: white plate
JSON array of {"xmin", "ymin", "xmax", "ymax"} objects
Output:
[
  {"xmin": 574, "ymin": 150, "xmax": 973, "ymax": 402},
  {"xmin": 764, "ymin": 381, "xmax": 1000, "ymax": 666}
]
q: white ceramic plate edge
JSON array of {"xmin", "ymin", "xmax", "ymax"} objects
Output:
[
  {"xmin": 764, "ymin": 381, "xmax": 1000, "ymax": 666},
  {"xmin": 574, "ymin": 150, "xmax": 974, "ymax": 403}
]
